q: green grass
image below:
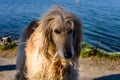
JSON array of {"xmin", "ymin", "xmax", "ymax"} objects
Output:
[
  {"xmin": 81, "ymin": 42, "xmax": 120, "ymax": 59},
  {"xmin": 0, "ymin": 42, "xmax": 120, "ymax": 59},
  {"xmin": 0, "ymin": 42, "xmax": 17, "ymax": 50},
  {"xmin": 0, "ymin": 42, "xmax": 17, "ymax": 58}
]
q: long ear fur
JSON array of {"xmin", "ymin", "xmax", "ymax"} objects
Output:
[
  {"xmin": 38, "ymin": 15, "xmax": 55, "ymax": 59},
  {"xmin": 73, "ymin": 17, "xmax": 82, "ymax": 60},
  {"xmin": 17, "ymin": 20, "xmax": 39, "ymax": 70},
  {"xmin": 16, "ymin": 20, "xmax": 39, "ymax": 80}
]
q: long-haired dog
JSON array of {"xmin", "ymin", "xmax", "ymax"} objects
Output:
[{"xmin": 16, "ymin": 6, "xmax": 82, "ymax": 80}]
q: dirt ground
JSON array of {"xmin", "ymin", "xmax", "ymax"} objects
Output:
[
  {"xmin": 0, "ymin": 57, "xmax": 120, "ymax": 80},
  {"xmin": 80, "ymin": 57, "xmax": 120, "ymax": 80},
  {"xmin": 0, "ymin": 58, "xmax": 16, "ymax": 80}
]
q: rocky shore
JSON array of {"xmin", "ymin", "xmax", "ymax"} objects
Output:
[{"xmin": 0, "ymin": 35, "xmax": 18, "ymax": 45}]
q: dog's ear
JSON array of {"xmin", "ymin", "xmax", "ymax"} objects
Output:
[
  {"xmin": 44, "ymin": 18, "xmax": 54, "ymax": 42},
  {"xmin": 38, "ymin": 15, "xmax": 54, "ymax": 42},
  {"xmin": 28, "ymin": 20, "xmax": 39, "ymax": 30},
  {"xmin": 39, "ymin": 17, "xmax": 55, "ymax": 59},
  {"xmin": 73, "ymin": 18, "xmax": 82, "ymax": 59}
]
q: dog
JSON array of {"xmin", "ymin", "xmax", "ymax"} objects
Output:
[{"xmin": 16, "ymin": 6, "xmax": 82, "ymax": 80}]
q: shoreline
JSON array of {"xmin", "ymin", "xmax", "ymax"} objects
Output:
[
  {"xmin": 0, "ymin": 43, "xmax": 120, "ymax": 80},
  {"xmin": 0, "ymin": 42, "xmax": 120, "ymax": 59}
]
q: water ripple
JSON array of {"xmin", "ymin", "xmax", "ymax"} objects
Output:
[{"xmin": 0, "ymin": 0, "xmax": 120, "ymax": 52}]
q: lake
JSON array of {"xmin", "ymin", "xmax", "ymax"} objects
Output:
[{"xmin": 0, "ymin": 0, "xmax": 120, "ymax": 52}]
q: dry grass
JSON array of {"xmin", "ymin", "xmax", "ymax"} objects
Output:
[
  {"xmin": 0, "ymin": 48, "xmax": 17, "ymax": 59},
  {"xmin": 80, "ymin": 57, "xmax": 120, "ymax": 80}
]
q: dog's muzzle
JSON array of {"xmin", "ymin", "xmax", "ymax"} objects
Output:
[{"xmin": 58, "ymin": 47, "xmax": 74, "ymax": 59}]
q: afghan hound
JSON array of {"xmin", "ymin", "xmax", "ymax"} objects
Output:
[{"xmin": 16, "ymin": 6, "xmax": 82, "ymax": 80}]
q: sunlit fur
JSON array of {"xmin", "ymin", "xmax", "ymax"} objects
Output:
[
  {"xmin": 16, "ymin": 6, "xmax": 82, "ymax": 80},
  {"xmin": 16, "ymin": 20, "xmax": 39, "ymax": 80}
]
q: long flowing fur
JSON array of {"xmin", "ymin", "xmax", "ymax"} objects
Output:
[
  {"xmin": 16, "ymin": 6, "xmax": 82, "ymax": 80},
  {"xmin": 16, "ymin": 20, "xmax": 39, "ymax": 80}
]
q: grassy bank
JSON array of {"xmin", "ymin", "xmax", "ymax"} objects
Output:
[
  {"xmin": 81, "ymin": 43, "xmax": 120, "ymax": 59},
  {"xmin": 0, "ymin": 42, "xmax": 120, "ymax": 59},
  {"xmin": 0, "ymin": 42, "xmax": 17, "ymax": 58},
  {"xmin": 0, "ymin": 42, "xmax": 17, "ymax": 50}
]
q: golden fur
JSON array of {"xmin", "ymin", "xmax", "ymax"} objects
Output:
[{"xmin": 16, "ymin": 6, "xmax": 82, "ymax": 80}]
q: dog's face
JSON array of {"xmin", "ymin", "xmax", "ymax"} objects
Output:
[
  {"xmin": 51, "ymin": 18, "xmax": 75, "ymax": 59},
  {"xmin": 41, "ymin": 8, "xmax": 81, "ymax": 60}
]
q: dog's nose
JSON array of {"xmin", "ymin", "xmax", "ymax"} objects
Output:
[{"xmin": 64, "ymin": 50, "xmax": 73, "ymax": 59}]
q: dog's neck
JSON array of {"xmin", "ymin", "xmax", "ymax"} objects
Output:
[
  {"xmin": 36, "ymin": 54, "xmax": 79, "ymax": 80},
  {"xmin": 26, "ymin": 54, "xmax": 79, "ymax": 80},
  {"xmin": 40, "ymin": 44, "xmax": 80, "ymax": 80}
]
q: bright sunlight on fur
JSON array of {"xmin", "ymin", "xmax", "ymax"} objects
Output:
[{"xmin": 16, "ymin": 6, "xmax": 82, "ymax": 80}]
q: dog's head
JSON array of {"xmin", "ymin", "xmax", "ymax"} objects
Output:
[{"xmin": 40, "ymin": 7, "xmax": 82, "ymax": 60}]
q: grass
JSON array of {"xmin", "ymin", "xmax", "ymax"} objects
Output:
[
  {"xmin": 81, "ymin": 42, "xmax": 120, "ymax": 59},
  {"xmin": 0, "ymin": 42, "xmax": 17, "ymax": 58},
  {"xmin": 0, "ymin": 42, "xmax": 120, "ymax": 59},
  {"xmin": 0, "ymin": 42, "xmax": 17, "ymax": 50}
]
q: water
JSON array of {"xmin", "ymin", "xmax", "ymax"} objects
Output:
[{"xmin": 0, "ymin": 0, "xmax": 120, "ymax": 52}]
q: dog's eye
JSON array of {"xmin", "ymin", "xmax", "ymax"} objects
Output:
[{"xmin": 54, "ymin": 29, "xmax": 61, "ymax": 34}]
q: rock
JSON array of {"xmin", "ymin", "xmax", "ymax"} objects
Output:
[{"xmin": 0, "ymin": 35, "xmax": 17, "ymax": 45}]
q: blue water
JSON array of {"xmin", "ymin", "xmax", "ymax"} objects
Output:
[{"xmin": 0, "ymin": 0, "xmax": 120, "ymax": 52}]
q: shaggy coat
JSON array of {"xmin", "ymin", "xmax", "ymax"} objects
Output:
[{"xmin": 16, "ymin": 6, "xmax": 82, "ymax": 80}]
